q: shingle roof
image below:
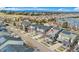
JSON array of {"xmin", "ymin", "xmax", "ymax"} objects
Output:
[
  {"xmin": 62, "ymin": 30, "xmax": 71, "ymax": 35},
  {"xmin": 0, "ymin": 44, "xmax": 34, "ymax": 52},
  {"xmin": 58, "ymin": 30, "xmax": 77, "ymax": 41},
  {"xmin": 22, "ymin": 20, "xmax": 31, "ymax": 27},
  {"xmin": 3, "ymin": 36, "xmax": 22, "ymax": 41},
  {"xmin": 0, "ymin": 37, "xmax": 7, "ymax": 45},
  {"xmin": 31, "ymin": 24, "xmax": 52, "ymax": 32}
]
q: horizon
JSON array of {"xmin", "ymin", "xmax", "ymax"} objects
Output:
[{"xmin": 0, "ymin": 7, "xmax": 79, "ymax": 12}]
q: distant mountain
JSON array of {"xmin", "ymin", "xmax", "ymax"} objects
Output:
[{"xmin": 0, "ymin": 7, "xmax": 79, "ymax": 12}]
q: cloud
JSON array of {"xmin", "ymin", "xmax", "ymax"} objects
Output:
[
  {"xmin": 0, "ymin": 7, "xmax": 5, "ymax": 10},
  {"xmin": 58, "ymin": 8, "xmax": 63, "ymax": 11},
  {"xmin": 57, "ymin": 8, "xmax": 72, "ymax": 12},
  {"xmin": 74, "ymin": 7, "xmax": 79, "ymax": 11},
  {"xmin": 0, "ymin": 7, "xmax": 15, "ymax": 10},
  {"xmin": 0, "ymin": 7, "xmax": 50, "ymax": 11},
  {"xmin": 4, "ymin": 8, "xmax": 20, "ymax": 10}
]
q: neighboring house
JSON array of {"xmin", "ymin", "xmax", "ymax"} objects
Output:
[
  {"xmin": 0, "ymin": 36, "xmax": 24, "ymax": 49},
  {"xmin": 45, "ymin": 27, "xmax": 63, "ymax": 43},
  {"xmin": 73, "ymin": 37, "xmax": 79, "ymax": 52},
  {"xmin": 29, "ymin": 24, "xmax": 52, "ymax": 34},
  {"xmin": 0, "ymin": 21, "xmax": 4, "ymax": 26},
  {"xmin": 56, "ymin": 18, "xmax": 66, "ymax": 26},
  {"xmin": 0, "ymin": 26, "xmax": 7, "ymax": 31},
  {"xmin": 0, "ymin": 37, "xmax": 7, "ymax": 45},
  {"xmin": 21, "ymin": 20, "xmax": 31, "ymax": 31},
  {"xmin": 48, "ymin": 22, "xmax": 61, "ymax": 27},
  {"xmin": 0, "ymin": 44, "xmax": 34, "ymax": 52},
  {"xmin": 28, "ymin": 24, "xmax": 37, "ymax": 32},
  {"xmin": 0, "ymin": 31, "xmax": 10, "ymax": 37},
  {"xmin": 46, "ymin": 27, "xmax": 61, "ymax": 36},
  {"xmin": 0, "ymin": 22, "xmax": 7, "ymax": 31},
  {"xmin": 73, "ymin": 45, "xmax": 79, "ymax": 52},
  {"xmin": 57, "ymin": 30, "xmax": 77, "ymax": 47}
]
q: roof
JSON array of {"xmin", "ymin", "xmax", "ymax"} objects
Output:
[
  {"xmin": 62, "ymin": 30, "xmax": 71, "ymax": 35},
  {"xmin": 47, "ymin": 27, "xmax": 62, "ymax": 36},
  {"xmin": 53, "ymin": 27, "xmax": 60, "ymax": 30},
  {"xmin": 22, "ymin": 20, "xmax": 31, "ymax": 27},
  {"xmin": 0, "ymin": 35, "xmax": 23, "ymax": 46},
  {"xmin": 31, "ymin": 24, "xmax": 52, "ymax": 32},
  {"xmin": 3, "ymin": 36, "xmax": 22, "ymax": 41},
  {"xmin": 0, "ymin": 31, "xmax": 10, "ymax": 36},
  {"xmin": 0, "ymin": 37, "xmax": 7, "ymax": 45},
  {"xmin": 58, "ymin": 30, "xmax": 77, "ymax": 41},
  {"xmin": 0, "ymin": 44, "xmax": 34, "ymax": 52},
  {"xmin": 56, "ymin": 18, "xmax": 66, "ymax": 23}
]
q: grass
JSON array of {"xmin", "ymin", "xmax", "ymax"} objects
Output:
[{"xmin": 57, "ymin": 46, "xmax": 65, "ymax": 51}]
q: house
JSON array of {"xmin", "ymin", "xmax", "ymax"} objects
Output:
[
  {"xmin": 0, "ymin": 44, "xmax": 34, "ymax": 52},
  {"xmin": 48, "ymin": 22, "xmax": 61, "ymax": 27},
  {"xmin": 0, "ymin": 21, "xmax": 3, "ymax": 26},
  {"xmin": 0, "ymin": 31, "xmax": 10, "ymax": 37},
  {"xmin": 57, "ymin": 30, "xmax": 77, "ymax": 47},
  {"xmin": 0, "ymin": 26, "xmax": 7, "ymax": 31},
  {"xmin": 0, "ymin": 36, "xmax": 7, "ymax": 45},
  {"xmin": 0, "ymin": 36, "xmax": 24, "ymax": 49},
  {"xmin": 45, "ymin": 27, "xmax": 63, "ymax": 44},
  {"xmin": 46, "ymin": 27, "xmax": 62, "ymax": 36},
  {"xmin": 56, "ymin": 18, "xmax": 66, "ymax": 26},
  {"xmin": 0, "ymin": 21, "xmax": 7, "ymax": 31},
  {"xmin": 73, "ymin": 36, "xmax": 79, "ymax": 52},
  {"xmin": 29, "ymin": 24, "xmax": 52, "ymax": 34},
  {"xmin": 20, "ymin": 20, "xmax": 31, "ymax": 31}
]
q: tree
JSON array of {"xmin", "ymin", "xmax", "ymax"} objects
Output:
[
  {"xmin": 48, "ymin": 18, "xmax": 56, "ymax": 22},
  {"xmin": 62, "ymin": 22, "xmax": 69, "ymax": 28}
]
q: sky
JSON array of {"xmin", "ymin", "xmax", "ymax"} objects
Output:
[
  {"xmin": 0, "ymin": 7, "xmax": 79, "ymax": 12},
  {"xmin": 0, "ymin": 0, "xmax": 79, "ymax": 7},
  {"xmin": 0, "ymin": 0, "xmax": 79, "ymax": 12}
]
